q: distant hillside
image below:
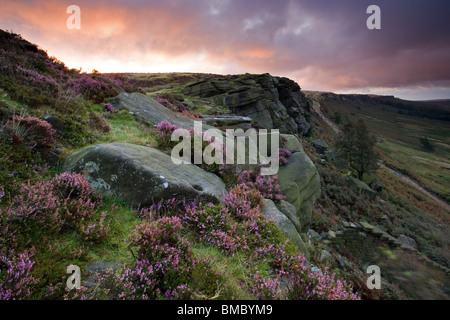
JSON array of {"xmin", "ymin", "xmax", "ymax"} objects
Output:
[
  {"xmin": 305, "ymin": 90, "xmax": 450, "ymax": 204},
  {"xmin": 305, "ymin": 91, "xmax": 450, "ymax": 121}
]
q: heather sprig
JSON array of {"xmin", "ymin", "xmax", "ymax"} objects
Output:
[
  {"xmin": 2, "ymin": 172, "xmax": 108, "ymax": 248},
  {"xmin": 0, "ymin": 250, "xmax": 39, "ymax": 300},
  {"xmin": 238, "ymin": 169, "xmax": 286, "ymax": 202}
]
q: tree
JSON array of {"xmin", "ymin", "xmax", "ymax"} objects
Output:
[
  {"xmin": 419, "ymin": 137, "xmax": 434, "ymax": 152},
  {"xmin": 335, "ymin": 118, "xmax": 378, "ymax": 180}
]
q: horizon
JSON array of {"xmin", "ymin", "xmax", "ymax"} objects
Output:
[{"xmin": 1, "ymin": 0, "xmax": 450, "ymax": 100}]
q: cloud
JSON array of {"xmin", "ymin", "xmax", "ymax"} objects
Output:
[{"xmin": 0, "ymin": 0, "xmax": 449, "ymax": 99}]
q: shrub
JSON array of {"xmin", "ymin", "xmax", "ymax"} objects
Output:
[
  {"xmin": 154, "ymin": 120, "xmax": 183, "ymax": 151},
  {"xmin": 80, "ymin": 211, "xmax": 110, "ymax": 243},
  {"xmin": 156, "ymin": 94, "xmax": 185, "ymax": 112},
  {"xmin": 7, "ymin": 115, "xmax": 56, "ymax": 156},
  {"xmin": 279, "ymin": 148, "xmax": 292, "ymax": 165},
  {"xmin": 0, "ymin": 250, "xmax": 38, "ymax": 300},
  {"xmin": 2, "ymin": 172, "xmax": 106, "ymax": 248},
  {"xmin": 89, "ymin": 112, "xmax": 110, "ymax": 133},
  {"xmin": 419, "ymin": 137, "xmax": 434, "ymax": 152},
  {"xmin": 251, "ymin": 272, "xmax": 285, "ymax": 300},
  {"xmin": 252, "ymin": 244, "xmax": 359, "ymax": 300},
  {"xmin": 103, "ymin": 103, "xmax": 115, "ymax": 114},
  {"xmin": 127, "ymin": 217, "xmax": 197, "ymax": 296},
  {"xmin": 238, "ymin": 169, "xmax": 285, "ymax": 202}
]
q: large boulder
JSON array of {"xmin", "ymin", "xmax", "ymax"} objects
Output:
[
  {"xmin": 346, "ymin": 177, "xmax": 377, "ymax": 200},
  {"xmin": 276, "ymin": 200, "xmax": 302, "ymax": 234},
  {"xmin": 111, "ymin": 92, "xmax": 211, "ymax": 130},
  {"xmin": 280, "ymin": 134, "xmax": 304, "ymax": 153},
  {"xmin": 261, "ymin": 199, "xmax": 309, "ymax": 258},
  {"xmin": 278, "ymin": 151, "xmax": 321, "ymax": 232},
  {"xmin": 64, "ymin": 143, "xmax": 227, "ymax": 207},
  {"xmin": 310, "ymin": 139, "xmax": 329, "ymax": 155}
]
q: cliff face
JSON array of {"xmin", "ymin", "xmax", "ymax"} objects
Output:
[{"xmin": 182, "ymin": 73, "xmax": 314, "ymax": 135}]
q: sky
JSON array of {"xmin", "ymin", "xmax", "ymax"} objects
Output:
[{"xmin": 1, "ymin": 0, "xmax": 450, "ymax": 100}]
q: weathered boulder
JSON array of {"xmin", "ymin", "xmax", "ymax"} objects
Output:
[
  {"xmin": 297, "ymin": 117, "xmax": 311, "ymax": 136},
  {"xmin": 319, "ymin": 250, "xmax": 333, "ymax": 263},
  {"xmin": 346, "ymin": 177, "xmax": 377, "ymax": 200},
  {"xmin": 261, "ymin": 199, "xmax": 309, "ymax": 258},
  {"xmin": 280, "ymin": 134, "xmax": 304, "ymax": 153},
  {"xmin": 324, "ymin": 149, "xmax": 337, "ymax": 163},
  {"xmin": 278, "ymin": 151, "xmax": 321, "ymax": 232},
  {"xmin": 307, "ymin": 229, "xmax": 322, "ymax": 243},
  {"xmin": 398, "ymin": 234, "xmax": 418, "ymax": 249},
  {"xmin": 276, "ymin": 200, "xmax": 302, "ymax": 234},
  {"xmin": 44, "ymin": 115, "xmax": 64, "ymax": 134},
  {"xmin": 64, "ymin": 143, "xmax": 227, "ymax": 207},
  {"xmin": 237, "ymin": 99, "xmax": 275, "ymax": 130},
  {"xmin": 111, "ymin": 92, "xmax": 213, "ymax": 130},
  {"xmin": 202, "ymin": 115, "xmax": 252, "ymax": 130},
  {"xmin": 310, "ymin": 139, "xmax": 329, "ymax": 154}
]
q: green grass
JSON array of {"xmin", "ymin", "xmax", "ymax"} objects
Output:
[
  {"xmin": 377, "ymin": 139, "xmax": 450, "ymax": 199},
  {"xmin": 102, "ymin": 110, "xmax": 156, "ymax": 146},
  {"xmin": 191, "ymin": 246, "xmax": 257, "ymax": 300}
]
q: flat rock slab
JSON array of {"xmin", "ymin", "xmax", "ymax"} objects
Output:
[
  {"xmin": 111, "ymin": 92, "xmax": 215, "ymax": 131},
  {"xmin": 202, "ymin": 115, "xmax": 252, "ymax": 130},
  {"xmin": 64, "ymin": 143, "xmax": 227, "ymax": 207}
]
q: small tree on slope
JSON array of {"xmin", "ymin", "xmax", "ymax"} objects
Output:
[{"xmin": 336, "ymin": 118, "xmax": 378, "ymax": 180}]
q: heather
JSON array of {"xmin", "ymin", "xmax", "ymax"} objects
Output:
[
  {"xmin": 58, "ymin": 185, "xmax": 358, "ymax": 300},
  {"xmin": 0, "ymin": 168, "xmax": 358, "ymax": 300}
]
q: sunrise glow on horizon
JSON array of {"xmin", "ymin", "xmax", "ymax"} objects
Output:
[{"xmin": 1, "ymin": 0, "xmax": 450, "ymax": 100}]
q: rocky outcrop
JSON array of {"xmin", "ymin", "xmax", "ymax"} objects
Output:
[
  {"xmin": 261, "ymin": 199, "xmax": 309, "ymax": 258},
  {"xmin": 278, "ymin": 151, "xmax": 321, "ymax": 232},
  {"xmin": 182, "ymin": 73, "xmax": 313, "ymax": 135},
  {"xmin": 182, "ymin": 80, "xmax": 231, "ymax": 98},
  {"xmin": 64, "ymin": 143, "xmax": 227, "ymax": 207}
]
